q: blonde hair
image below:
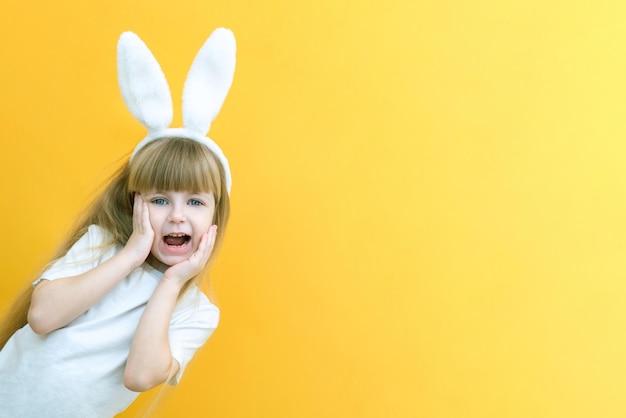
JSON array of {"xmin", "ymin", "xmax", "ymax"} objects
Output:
[{"xmin": 0, "ymin": 137, "xmax": 230, "ymax": 349}]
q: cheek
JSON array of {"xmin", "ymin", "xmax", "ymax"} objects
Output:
[
  {"xmin": 194, "ymin": 212, "xmax": 214, "ymax": 234},
  {"xmin": 209, "ymin": 207, "xmax": 216, "ymax": 224},
  {"xmin": 145, "ymin": 207, "xmax": 161, "ymax": 231},
  {"xmin": 205, "ymin": 208, "xmax": 216, "ymax": 228}
]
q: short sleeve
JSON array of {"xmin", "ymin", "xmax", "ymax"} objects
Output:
[
  {"xmin": 168, "ymin": 288, "xmax": 219, "ymax": 384},
  {"xmin": 36, "ymin": 225, "xmax": 115, "ymax": 285}
]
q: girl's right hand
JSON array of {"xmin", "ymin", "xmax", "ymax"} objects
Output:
[{"xmin": 123, "ymin": 194, "xmax": 155, "ymax": 269}]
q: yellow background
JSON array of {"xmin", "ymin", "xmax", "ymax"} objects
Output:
[{"xmin": 1, "ymin": 0, "xmax": 626, "ymax": 417}]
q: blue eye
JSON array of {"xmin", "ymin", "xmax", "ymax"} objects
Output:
[
  {"xmin": 152, "ymin": 198, "xmax": 168, "ymax": 205},
  {"xmin": 189, "ymin": 199, "xmax": 203, "ymax": 206}
]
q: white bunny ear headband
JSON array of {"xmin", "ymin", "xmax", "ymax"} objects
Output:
[{"xmin": 117, "ymin": 28, "xmax": 236, "ymax": 194}]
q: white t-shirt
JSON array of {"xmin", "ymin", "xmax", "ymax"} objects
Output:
[{"xmin": 0, "ymin": 225, "xmax": 219, "ymax": 418}]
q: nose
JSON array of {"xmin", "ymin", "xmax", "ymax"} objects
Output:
[{"xmin": 168, "ymin": 203, "xmax": 186, "ymax": 223}]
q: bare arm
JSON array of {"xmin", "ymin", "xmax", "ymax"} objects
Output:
[
  {"xmin": 28, "ymin": 196, "xmax": 154, "ymax": 335},
  {"xmin": 29, "ymin": 251, "xmax": 138, "ymax": 334},
  {"xmin": 123, "ymin": 278, "xmax": 182, "ymax": 392},
  {"xmin": 124, "ymin": 226, "xmax": 217, "ymax": 392}
]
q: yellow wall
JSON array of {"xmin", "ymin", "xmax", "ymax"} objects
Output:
[{"xmin": 2, "ymin": 0, "xmax": 626, "ymax": 417}]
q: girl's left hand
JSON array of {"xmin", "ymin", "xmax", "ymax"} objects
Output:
[{"xmin": 162, "ymin": 225, "xmax": 217, "ymax": 288}]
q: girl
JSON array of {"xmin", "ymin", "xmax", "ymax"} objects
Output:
[{"xmin": 0, "ymin": 27, "xmax": 236, "ymax": 417}]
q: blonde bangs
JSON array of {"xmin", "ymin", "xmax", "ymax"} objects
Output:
[{"xmin": 128, "ymin": 137, "xmax": 224, "ymax": 199}]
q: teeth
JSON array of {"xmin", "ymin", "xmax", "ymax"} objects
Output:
[{"xmin": 168, "ymin": 233, "xmax": 187, "ymax": 237}]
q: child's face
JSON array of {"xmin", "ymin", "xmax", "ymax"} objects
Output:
[{"xmin": 141, "ymin": 190, "xmax": 215, "ymax": 271}]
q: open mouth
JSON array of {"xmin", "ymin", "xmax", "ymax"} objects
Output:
[{"xmin": 163, "ymin": 233, "xmax": 191, "ymax": 247}]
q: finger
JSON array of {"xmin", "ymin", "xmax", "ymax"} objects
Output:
[
  {"xmin": 137, "ymin": 195, "xmax": 147, "ymax": 233},
  {"xmin": 208, "ymin": 225, "xmax": 217, "ymax": 247},
  {"xmin": 192, "ymin": 231, "xmax": 212, "ymax": 266},
  {"xmin": 185, "ymin": 226, "xmax": 217, "ymax": 271},
  {"xmin": 194, "ymin": 231, "xmax": 209, "ymax": 258},
  {"xmin": 201, "ymin": 226, "xmax": 218, "ymax": 261},
  {"xmin": 132, "ymin": 194, "xmax": 141, "ymax": 229},
  {"xmin": 142, "ymin": 201, "xmax": 151, "ymax": 231}
]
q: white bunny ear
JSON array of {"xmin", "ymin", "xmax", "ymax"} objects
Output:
[
  {"xmin": 117, "ymin": 32, "xmax": 173, "ymax": 134},
  {"xmin": 122, "ymin": 29, "xmax": 236, "ymax": 195},
  {"xmin": 182, "ymin": 28, "xmax": 236, "ymax": 135}
]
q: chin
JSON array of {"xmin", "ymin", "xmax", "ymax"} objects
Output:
[
  {"xmin": 147, "ymin": 252, "xmax": 187, "ymax": 272},
  {"xmin": 157, "ymin": 254, "xmax": 189, "ymax": 266}
]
